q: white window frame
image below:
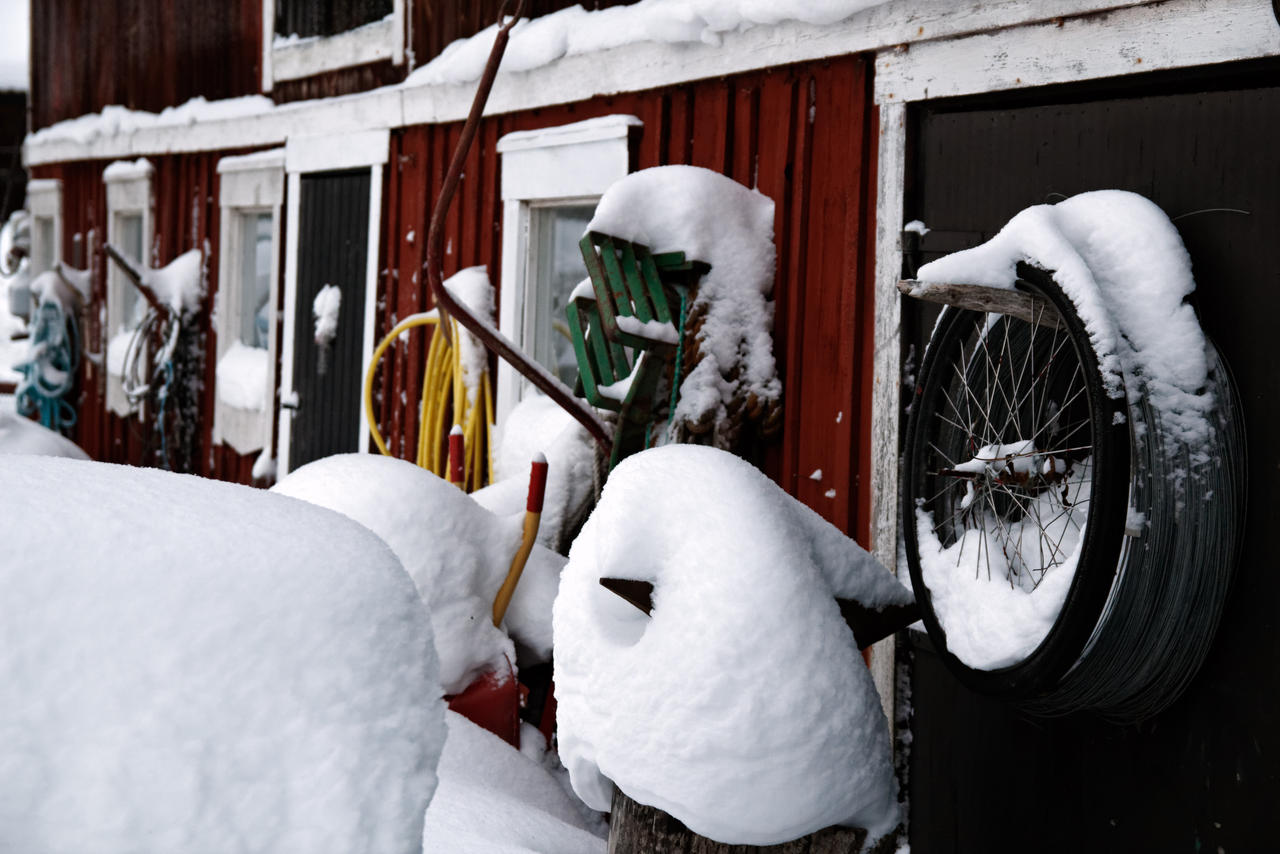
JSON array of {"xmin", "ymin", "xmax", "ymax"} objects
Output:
[
  {"xmin": 26, "ymin": 179, "xmax": 62, "ymax": 276},
  {"xmin": 262, "ymin": 0, "xmax": 405, "ymax": 92},
  {"xmin": 494, "ymin": 114, "xmax": 640, "ymax": 428},
  {"xmin": 277, "ymin": 128, "xmax": 388, "ymax": 477},
  {"xmin": 214, "ymin": 149, "xmax": 286, "ymax": 456},
  {"xmin": 104, "ymin": 159, "xmax": 154, "ymax": 417}
]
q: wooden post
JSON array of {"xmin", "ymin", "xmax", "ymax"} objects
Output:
[{"xmin": 608, "ymin": 790, "xmax": 896, "ymax": 854}]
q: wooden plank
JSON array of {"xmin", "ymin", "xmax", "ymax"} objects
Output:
[
  {"xmin": 898, "ymin": 280, "xmax": 1063, "ymax": 327},
  {"xmin": 875, "ymin": 0, "xmax": 1280, "ymax": 104},
  {"xmin": 609, "ymin": 789, "xmax": 891, "ymax": 854}
]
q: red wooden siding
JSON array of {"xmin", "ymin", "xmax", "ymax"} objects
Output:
[
  {"xmin": 30, "ymin": 149, "xmax": 273, "ymax": 485},
  {"xmin": 377, "ymin": 54, "xmax": 877, "ymax": 538},
  {"xmin": 30, "ymin": 0, "xmax": 263, "ymax": 131}
]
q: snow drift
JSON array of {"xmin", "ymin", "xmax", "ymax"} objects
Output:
[
  {"xmin": 554, "ymin": 445, "xmax": 907, "ymax": 845},
  {"xmin": 0, "ymin": 457, "xmax": 444, "ymax": 853}
]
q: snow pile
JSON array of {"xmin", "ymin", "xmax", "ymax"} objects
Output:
[
  {"xmin": 312, "ymin": 283, "xmax": 341, "ymax": 346},
  {"xmin": 914, "ymin": 458, "xmax": 1093, "ymax": 669},
  {"xmin": 588, "ymin": 165, "xmax": 780, "ymax": 445},
  {"xmin": 422, "ymin": 712, "xmax": 606, "ymax": 854},
  {"xmin": 0, "ymin": 457, "xmax": 444, "ymax": 853},
  {"xmin": 473, "ymin": 392, "xmax": 597, "ymax": 552},
  {"xmin": 141, "ymin": 248, "xmax": 204, "ymax": 316},
  {"xmin": 102, "ymin": 157, "xmax": 154, "ymax": 183},
  {"xmin": 916, "ymin": 190, "xmax": 1211, "ymax": 450},
  {"xmin": 105, "ymin": 329, "xmax": 134, "ymax": 377},
  {"xmin": 406, "ymin": 0, "xmax": 889, "ymax": 86},
  {"xmin": 0, "ymin": 411, "xmax": 89, "ymax": 458},
  {"xmin": 28, "ymin": 95, "xmax": 275, "ymax": 147},
  {"xmin": 273, "ymin": 454, "xmax": 565, "ymax": 694},
  {"xmin": 216, "ymin": 341, "xmax": 270, "ymax": 411},
  {"xmin": 554, "ymin": 445, "xmax": 908, "ymax": 846},
  {"xmin": 442, "ymin": 266, "xmax": 494, "ymax": 405}
]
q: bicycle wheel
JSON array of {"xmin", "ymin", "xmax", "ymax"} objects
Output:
[{"xmin": 902, "ymin": 264, "xmax": 1130, "ymax": 699}]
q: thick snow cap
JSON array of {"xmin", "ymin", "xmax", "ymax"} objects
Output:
[
  {"xmin": 0, "ymin": 411, "xmax": 89, "ymax": 459},
  {"xmin": 273, "ymin": 454, "xmax": 565, "ymax": 694},
  {"xmin": 588, "ymin": 165, "xmax": 781, "ymax": 446},
  {"xmin": 916, "ymin": 189, "xmax": 1211, "ymax": 452},
  {"xmin": 0, "ymin": 457, "xmax": 444, "ymax": 853},
  {"xmin": 554, "ymin": 445, "xmax": 907, "ymax": 845}
]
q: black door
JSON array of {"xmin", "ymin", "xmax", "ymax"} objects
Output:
[
  {"xmin": 289, "ymin": 168, "xmax": 370, "ymax": 472},
  {"xmin": 904, "ymin": 73, "xmax": 1280, "ymax": 853}
]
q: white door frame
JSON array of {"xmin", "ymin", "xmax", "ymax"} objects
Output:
[{"xmin": 278, "ymin": 128, "xmax": 389, "ymax": 477}]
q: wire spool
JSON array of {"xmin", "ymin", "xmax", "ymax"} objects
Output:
[
  {"xmin": 1024, "ymin": 338, "xmax": 1245, "ymax": 721},
  {"xmin": 902, "ymin": 265, "xmax": 1245, "ymax": 722}
]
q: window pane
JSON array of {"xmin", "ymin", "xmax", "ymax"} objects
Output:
[
  {"xmin": 117, "ymin": 213, "xmax": 144, "ymax": 331},
  {"xmin": 239, "ymin": 213, "xmax": 274, "ymax": 349},
  {"xmin": 34, "ymin": 217, "xmax": 54, "ymax": 273},
  {"xmin": 531, "ymin": 204, "xmax": 595, "ymax": 386}
]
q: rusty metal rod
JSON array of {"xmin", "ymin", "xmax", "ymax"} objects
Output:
[
  {"xmin": 103, "ymin": 242, "xmax": 171, "ymax": 319},
  {"xmin": 422, "ymin": 0, "xmax": 611, "ymax": 450}
]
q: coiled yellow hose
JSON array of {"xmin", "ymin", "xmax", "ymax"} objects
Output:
[{"xmin": 364, "ymin": 311, "xmax": 494, "ymax": 491}]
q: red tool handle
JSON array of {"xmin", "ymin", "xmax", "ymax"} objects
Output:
[
  {"xmin": 526, "ymin": 452, "xmax": 548, "ymax": 513},
  {"xmin": 448, "ymin": 425, "xmax": 465, "ymax": 487}
]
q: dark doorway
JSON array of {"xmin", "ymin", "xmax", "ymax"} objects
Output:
[
  {"xmin": 904, "ymin": 73, "xmax": 1280, "ymax": 853},
  {"xmin": 288, "ymin": 168, "xmax": 370, "ymax": 472}
]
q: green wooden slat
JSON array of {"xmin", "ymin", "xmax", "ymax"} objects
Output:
[
  {"xmin": 595, "ymin": 234, "xmax": 631, "ymax": 311},
  {"xmin": 635, "ymin": 244, "xmax": 674, "ymax": 324},
  {"xmin": 618, "ymin": 240, "xmax": 654, "ymax": 323},
  {"xmin": 566, "ymin": 300, "xmax": 602, "ymax": 405}
]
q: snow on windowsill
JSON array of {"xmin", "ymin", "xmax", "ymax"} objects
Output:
[{"xmin": 216, "ymin": 342, "xmax": 270, "ymax": 413}]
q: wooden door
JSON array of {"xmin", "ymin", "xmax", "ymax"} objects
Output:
[{"xmin": 288, "ymin": 168, "xmax": 370, "ymax": 472}]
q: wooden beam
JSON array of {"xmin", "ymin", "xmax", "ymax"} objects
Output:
[
  {"xmin": 598, "ymin": 578, "xmax": 920, "ymax": 650},
  {"xmin": 898, "ymin": 279, "xmax": 1063, "ymax": 328}
]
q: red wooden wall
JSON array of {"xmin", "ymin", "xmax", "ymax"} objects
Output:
[
  {"xmin": 376, "ymin": 54, "xmax": 878, "ymax": 537},
  {"xmin": 31, "ymin": 150, "xmax": 269, "ymax": 485},
  {"xmin": 30, "ymin": 0, "xmax": 263, "ymax": 130},
  {"xmin": 31, "ymin": 53, "xmax": 878, "ymax": 538}
]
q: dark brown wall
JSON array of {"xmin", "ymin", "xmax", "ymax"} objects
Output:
[
  {"xmin": 376, "ymin": 54, "xmax": 879, "ymax": 538},
  {"xmin": 0, "ymin": 91, "xmax": 26, "ymax": 221},
  {"xmin": 30, "ymin": 0, "xmax": 263, "ymax": 130},
  {"xmin": 905, "ymin": 69, "xmax": 1280, "ymax": 854}
]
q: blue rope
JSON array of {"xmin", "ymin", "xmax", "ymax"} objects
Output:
[
  {"xmin": 16, "ymin": 297, "xmax": 79, "ymax": 435},
  {"xmin": 666, "ymin": 290, "xmax": 689, "ymax": 436},
  {"xmin": 154, "ymin": 358, "xmax": 174, "ymax": 470}
]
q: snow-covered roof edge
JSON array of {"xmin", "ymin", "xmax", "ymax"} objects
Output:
[{"xmin": 24, "ymin": 0, "xmax": 1162, "ymax": 167}]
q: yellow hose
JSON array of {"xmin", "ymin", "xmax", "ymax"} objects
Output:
[{"xmin": 364, "ymin": 311, "xmax": 494, "ymax": 491}]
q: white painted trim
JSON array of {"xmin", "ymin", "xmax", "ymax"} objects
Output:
[
  {"xmin": 213, "ymin": 152, "xmax": 285, "ymax": 456},
  {"xmin": 358, "ymin": 163, "xmax": 383, "ymax": 455},
  {"xmin": 494, "ymin": 116, "xmax": 635, "ymax": 428},
  {"xmin": 277, "ymin": 171, "xmax": 301, "ymax": 476},
  {"xmin": 875, "ymin": 0, "xmax": 1280, "ymax": 104},
  {"xmin": 871, "ymin": 101, "xmax": 908, "ymax": 735},
  {"xmin": 103, "ymin": 161, "xmax": 154, "ymax": 417},
  {"xmin": 272, "ymin": 13, "xmax": 398, "ymax": 83},
  {"xmin": 26, "ymin": 179, "xmax": 62, "ymax": 276},
  {"xmin": 26, "ymin": 0, "xmax": 1204, "ymax": 167},
  {"xmin": 285, "ymin": 128, "xmax": 389, "ymax": 174},
  {"xmin": 261, "ymin": 0, "xmax": 274, "ymax": 93}
]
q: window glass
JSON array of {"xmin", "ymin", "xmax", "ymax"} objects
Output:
[
  {"xmin": 530, "ymin": 204, "xmax": 595, "ymax": 386},
  {"xmin": 33, "ymin": 216, "xmax": 54, "ymax": 273},
  {"xmin": 117, "ymin": 213, "xmax": 145, "ymax": 332},
  {"xmin": 239, "ymin": 212, "xmax": 274, "ymax": 349}
]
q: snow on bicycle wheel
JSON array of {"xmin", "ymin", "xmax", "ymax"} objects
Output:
[{"xmin": 908, "ymin": 267, "xmax": 1129, "ymax": 666}]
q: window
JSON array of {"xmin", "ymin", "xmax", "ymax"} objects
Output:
[
  {"xmin": 103, "ymin": 159, "xmax": 154, "ymax": 417},
  {"xmin": 25, "ymin": 179, "xmax": 61, "ymax": 277},
  {"xmin": 495, "ymin": 114, "xmax": 640, "ymax": 427},
  {"xmin": 214, "ymin": 149, "xmax": 285, "ymax": 456},
  {"xmin": 263, "ymin": 0, "xmax": 405, "ymax": 90}
]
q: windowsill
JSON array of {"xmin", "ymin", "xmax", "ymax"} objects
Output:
[{"xmin": 271, "ymin": 15, "xmax": 396, "ymax": 83}]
